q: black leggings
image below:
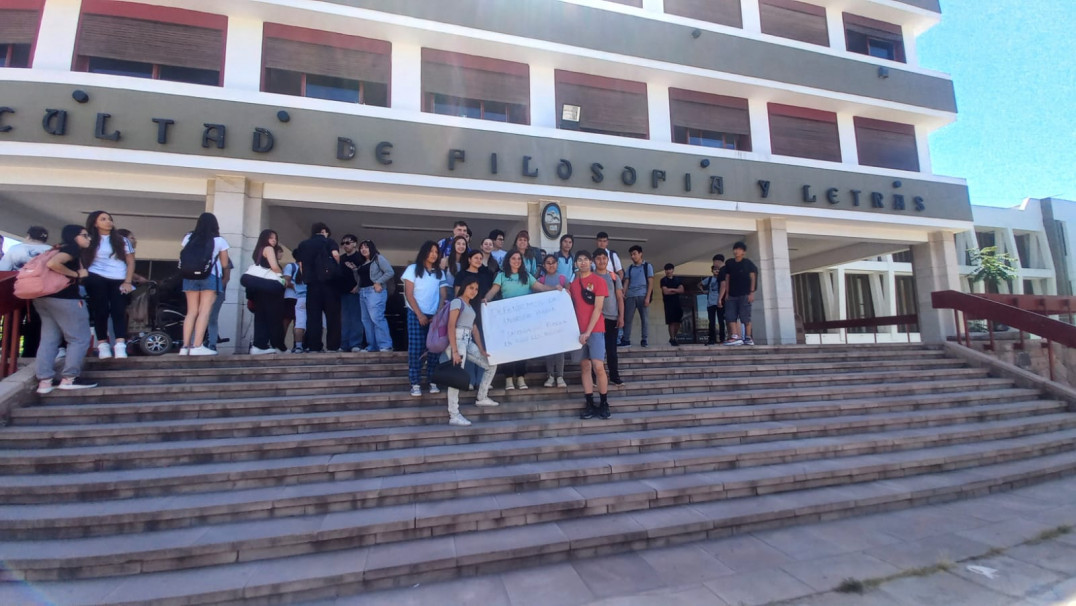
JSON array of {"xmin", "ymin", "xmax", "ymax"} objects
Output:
[
  {"xmin": 84, "ymin": 273, "xmax": 129, "ymax": 340},
  {"xmin": 252, "ymin": 291, "xmax": 286, "ymax": 350}
]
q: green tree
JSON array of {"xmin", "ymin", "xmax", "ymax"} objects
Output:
[{"xmin": 967, "ymin": 246, "xmax": 1018, "ymax": 292}]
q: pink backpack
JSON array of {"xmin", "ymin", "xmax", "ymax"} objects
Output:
[
  {"xmin": 14, "ymin": 249, "xmax": 72, "ymax": 300},
  {"xmin": 425, "ymin": 303, "xmax": 452, "ymax": 353}
]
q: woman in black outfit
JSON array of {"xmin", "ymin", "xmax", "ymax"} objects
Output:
[{"xmin": 249, "ymin": 229, "xmax": 286, "ymax": 354}]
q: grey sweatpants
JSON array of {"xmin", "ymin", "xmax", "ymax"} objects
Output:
[{"xmin": 33, "ymin": 297, "xmax": 92, "ymax": 380}]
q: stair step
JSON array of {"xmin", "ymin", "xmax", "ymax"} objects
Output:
[
  {"xmin": 1, "ymin": 403, "xmax": 1063, "ymax": 505},
  {"xmin": 3, "ymin": 436, "xmax": 1073, "ymax": 582},
  {"xmin": 0, "ymin": 394, "xmax": 1055, "ymax": 475},
  {"xmin": 4, "ymin": 422, "xmax": 1075, "ymax": 539}
]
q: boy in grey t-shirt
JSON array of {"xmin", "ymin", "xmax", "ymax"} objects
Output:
[{"xmin": 594, "ymin": 250, "xmax": 625, "ymax": 385}]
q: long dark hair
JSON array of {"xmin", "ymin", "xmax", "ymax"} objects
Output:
[
  {"xmin": 189, "ymin": 212, "xmax": 220, "ymax": 241},
  {"xmin": 60, "ymin": 224, "xmax": 84, "ymax": 248},
  {"xmin": 446, "ymin": 235, "xmax": 469, "ymax": 278},
  {"xmin": 454, "ymin": 272, "xmax": 481, "ymax": 299},
  {"xmin": 252, "ymin": 229, "xmax": 277, "ymax": 265},
  {"xmin": 413, "ymin": 241, "xmax": 443, "ymax": 279},
  {"xmin": 502, "ymin": 250, "xmax": 530, "ymax": 285},
  {"xmin": 359, "ymin": 239, "xmax": 381, "ymax": 262},
  {"xmin": 83, "ymin": 210, "xmax": 127, "ymax": 267}
]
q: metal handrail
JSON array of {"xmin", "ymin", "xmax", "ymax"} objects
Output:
[
  {"xmin": 802, "ymin": 314, "xmax": 919, "ymax": 344},
  {"xmin": 931, "ymin": 290, "xmax": 1076, "ymax": 380},
  {"xmin": 0, "ymin": 271, "xmax": 24, "ymax": 379}
]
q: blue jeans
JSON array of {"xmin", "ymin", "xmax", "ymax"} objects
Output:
[
  {"xmin": 341, "ymin": 291, "xmax": 364, "ymax": 351},
  {"xmin": 207, "ymin": 288, "xmax": 226, "ymax": 350},
  {"xmin": 360, "ymin": 286, "xmax": 393, "ymax": 351},
  {"xmin": 622, "ymin": 295, "xmax": 650, "ymax": 344}
]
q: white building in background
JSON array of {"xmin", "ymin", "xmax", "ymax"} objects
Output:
[{"xmin": 798, "ymin": 196, "xmax": 1074, "ymax": 343}]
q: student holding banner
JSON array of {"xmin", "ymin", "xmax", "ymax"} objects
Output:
[
  {"xmin": 484, "ymin": 250, "xmax": 563, "ymax": 390},
  {"xmin": 570, "ymin": 250, "xmax": 611, "ymax": 420},
  {"xmin": 442, "ymin": 274, "xmax": 500, "ymax": 426}
]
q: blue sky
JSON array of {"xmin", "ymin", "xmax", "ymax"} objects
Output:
[{"xmin": 918, "ymin": 0, "xmax": 1076, "ymax": 207}]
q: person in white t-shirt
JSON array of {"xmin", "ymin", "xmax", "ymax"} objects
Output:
[
  {"xmin": 402, "ymin": 241, "xmax": 448, "ymax": 396},
  {"xmin": 179, "ymin": 212, "xmax": 230, "ymax": 356},
  {"xmin": 83, "ymin": 210, "xmax": 136, "ymax": 359}
]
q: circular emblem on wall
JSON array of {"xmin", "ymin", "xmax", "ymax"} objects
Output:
[{"xmin": 541, "ymin": 202, "xmax": 563, "ymax": 239}]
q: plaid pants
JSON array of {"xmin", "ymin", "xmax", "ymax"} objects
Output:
[{"xmin": 406, "ymin": 309, "xmax": 436, "ymax": 385}]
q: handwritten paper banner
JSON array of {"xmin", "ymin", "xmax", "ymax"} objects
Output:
[{"xmin": 482, "ymin": 290, "xmax": 581, "ymax": 365}]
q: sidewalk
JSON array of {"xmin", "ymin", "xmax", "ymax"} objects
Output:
[{"xmin": 326, "ymin": 476, "xmax": 1076, "ymax": 606}]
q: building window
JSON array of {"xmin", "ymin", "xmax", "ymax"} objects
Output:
[
  {"xmin": 75, "ymin": 2, "xmax": 226, "ymax": 86},
  {"xmin": 759, "ymin": 0, "xmax": 829, "ymax": 47},
  {"xmin": 422, "ymin": 49, "xmax": 529, "ymax": 125},
  {"xmin": 792, "ymin": 273, "xmax": 826, "ymax": 327},
  {"xmin": 555, "ymin": 69, "xmax": 648, "ymax": 139},
  {"xmin": 768, "ymin": 103, "xmax": 840, "ymax": 162},
  {"xmin": 670, "ymin": 88, "xmax": 751, "ymax": 151},
  {"xmin": 844, "ymin": 13, "xmax": 906, "ymax": 63},
  {"xmin": 854, "ymin": 117, "xmax": 919, "ymax": 172},
  {"xmin": 845, "ymin": 274, "xmax": 876, "ymax": 333},
  {"xmin": 0, "ymin": 7, "xmax": 42, "ymax": 69},
  {"xmin": 1055, "ymin": 221, "xmax": 1068, "ymax": 256},
  {"xmin": 891, "ymin": 250, "xmax": 912, "ymax": 263},
  {"xmin": 262, "ymin": 24, "xmax": 390, "ymax": 107},
  {"xmin": 895, "ymin": 275, "xmax": 918, "ymax": 333},
  {"xmin": 1014, "ymin": 233, "xmax": 1032, "ymax": 269},
  {"xmin": 664, "ymin": 0, "xmax": 742, "ymax": 28}
]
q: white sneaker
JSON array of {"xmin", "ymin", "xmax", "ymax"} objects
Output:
[
  {"xmin": 410, "ymin": 384, "xmax": 422, "ymax": 397},
  {"xmin": 516, "ymin": 377, "xmax": 528, "ymax": 390},
  {"xmin": 55, "ymin": 348, "xmax": 66, "ymax": 360},
  {"xmin": 250, "ymin": 346, "xmax": 277, "ymax": 356},
  {"xmin": 113, "ymin": 342, "xmax": 128, "ymax": 359},
  {"xmin": 543, "ymin": 375, "xmax": 556, "ymax": 388},
  {"xmin": 97, "ymin": 342, "xmax": 112, "ymax": 359},
  {"xmin": 350, "ymin": 347, "xmax": 364, "ymax": 353},
  {"xmin": 178, "ymin": 348, "xmax": 190, "ymax": 356},
  {"xmin": 189, "ymin": 346, "xmax": 219, "ymax": 356},
  {"xmin": 429, "ymin": 383, "xmax": 441, "ymax": 394},
  {"xmin": 556, "ymin": 377, "xmax": 568, "ymax": 388},
  {"xmin": 36, "ymin": 379, "xmax": 54, "ymax": 395},
  {"xmin": 475, "ymin": 397, "xmax": 500, "ymax": 407},
  {"xmin": 505, "ymin": 377, "xmax": 515, "ymax": 390},
  {"xmin": 448, "ymin": 413, "xmax": 472, "ymax": 426}
]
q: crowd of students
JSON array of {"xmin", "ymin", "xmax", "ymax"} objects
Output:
[{"xmin": 6, "ymin": 214, "xmax": 759, "ymax": 425}]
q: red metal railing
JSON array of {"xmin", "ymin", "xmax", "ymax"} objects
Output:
[
  {"xmin": 931, "ymin": 290, "xmax": 1076, "ymax": 381},
  {"xmin": 0, "ymin": 271, "xmax": 24, "ymax": 379},
  {"xmin": 802, "ymin": 314, "xmax": 919, "ymax": 343}
]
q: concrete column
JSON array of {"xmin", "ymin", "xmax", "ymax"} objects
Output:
[
  {"xmin": 824, "ymin": 5, "xmax": 846, "ymax": 51},
  {"xmin": 911, "ymin": 231, "xmax": 960, "ymax": 343},
  {"xmin": 914, "ymin": 125, "xmax": 933, "ymax": 174},
  {"xmin": 903, "ymin": 32, "xmax": 919, "ymax": 66},
  {"xmin": 391, "ymin": 42, "xmax": 422, "ymax": 113},
  {"xmin": 527, "ymin": 202, "xmax": 542, "ymax": 252},
  {"xmin": 884, "ymin": 268, "xmax": 899, "ymax": 335},
  {"xmin": 529, "ymin": 64, "xmax": 557, "ymax": 129},
  {"xmin": 747, "ymin": 218, "xmax": 796, "ymax": 344},
  {"xmin": 836, "ymin": 113, "xmax": 859, "ymax": 166},
  {"xmin": 206, "ymin": 176, "xmax": 266, "ymax": 353},
  {"xmin": 747, "ymin": 98, "xmax": 772, "ymax": 156},
  {"xmin": 740, "ymin": 0, "xmax": 762, "ymax": 34},
  {"xmin": 641, "ymin": 0, "xmax": 664, "ymax": 13},
  {"xmin": 34, "ymin": 0, "xmax": 82, "ymax": 71},
  {"xmin": 222, "ymin": 17, "xmax": 264, "ymax": 92},
  {"xmin": 647, "ymin": 82, "xmax": 671, "ymax": 143}
]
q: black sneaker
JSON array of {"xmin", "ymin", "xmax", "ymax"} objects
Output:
[
  {"xmin": 610, "ymin": 377, "xmax": 624, "ymax": 386},
  {"xmin": 669, "ymin": 339, "xmax": 679, "ymax": 346},
  {"xmin": 580, "ymin": 399, "xmax": 597, "ymax": 419},
  {"xmin": 58, "ymin": 377, "xmax": 97, "ymax": 391},
  {"xmin": 640, "ymin": 341, "xmax": 649, "ymax": 348},
  {"xmin": 598, "ymin": 403, "xmax": 612, "ymax": 419},
  {"xmin": 618, "ymin": 341, "xmax": 631, "ymax": 348}
]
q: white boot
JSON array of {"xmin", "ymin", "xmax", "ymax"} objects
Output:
[{"xmin": 504, "ymin": 377, "xmax": 515, "ymax": 390}]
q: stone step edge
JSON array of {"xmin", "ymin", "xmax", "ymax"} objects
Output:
[
  {"xmin": 1, "ymin": 378, "xmax": 1027, "ymax": 442},
  {"xmin": 0, "ymin": 391, "xmax": 1052, "ymax": 465},
  {"xmin": 5, "ymin": 421, "xmax": 1076, "ymax": 538},
  {"xmin": 1, "ymin": 404, "xmax": 1062, "ymax": 504},
  {"xmin": 4, "ymin": 443, "xmax": 1075, "ymax": 584},
  {"xmin": 38, "ymin": 366, "xmax": 989, "ymax": 400},
  {"xmin": 20, "ymin": 375, "xmax": 1013, "ymax": 421}
]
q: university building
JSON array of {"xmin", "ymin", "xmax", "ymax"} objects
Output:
[{"xmin": 0, "ymin": 0, "xmax": 971, "ymax": 350}]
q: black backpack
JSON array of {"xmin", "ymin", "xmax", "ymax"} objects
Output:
[
  {"xmin": 313, "ymin": 241, "xmax": 341, "ymax": 283},
  {"xmin": 179, "ymin": 235, "xmax": 216, "ymax": 280}
]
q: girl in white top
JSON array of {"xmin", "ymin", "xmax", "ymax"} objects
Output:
[
  {"xmin": 82, "ymin": 210, "xmax": 136, "ymax": 359},
  {"xmin": 179, "ymin": 212, "xmax": 231, "ymax": 356}
]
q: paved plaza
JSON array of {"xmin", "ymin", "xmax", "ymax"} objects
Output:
[{"xmin": 326, "ymin": 476, "xmax": 1076, "ymax": 606}]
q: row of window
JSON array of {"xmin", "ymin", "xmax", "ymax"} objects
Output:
[
  {"xmin": 0, "ymin": 2, "xmax": 919, "ymax": 171},
  {"xmin": 609, "ymin": 0, "xmax": 907, "ymax": 61}
]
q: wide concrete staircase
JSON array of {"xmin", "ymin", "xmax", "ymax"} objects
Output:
[{"xmin": 1, "ymin": 343, "xmax": 1076, "ymax": 605}]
